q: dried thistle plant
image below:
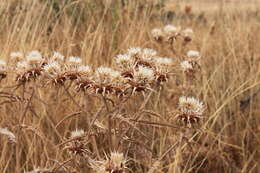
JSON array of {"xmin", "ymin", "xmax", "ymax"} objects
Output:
[
  {"xmin": 90, "ymin": 152, "xmax": 127, "ymax": 173},
  {"xmin": 151, "ymin": 25, "xmax": 194, "ymax": 45},
  {"xmin": 64, "ymin": 129, "xmax": 89, "ymax": 156},
  {"xmin": 175, "ymin": 96, "xmax": 205, "ymax": 128}
]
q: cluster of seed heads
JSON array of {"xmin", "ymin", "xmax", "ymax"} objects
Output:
[
  {"xmin": 2, "ymin": 48, "xmax": 173, "ymax": 97},
  {"xmin": 151, "ymin": 25, "xmax": 193, "ymax": 44},
  {"xmin": 180, "ymin": 50, "xmax": 201, "ymax": 78}
]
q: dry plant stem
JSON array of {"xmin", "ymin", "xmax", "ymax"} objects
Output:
[
  {"xmin": 126, "ymin": 91, "xmax": 153, "ymax": 156},
  {"xmin": 102, "ymin": 95, "xmax": 113, "ymax": 151},
  {"xmin": 51, "ymin": 158, "xmax": 73, "ymax": 172},
  {"xmin": 129, "ymin": 119, "xmax": 178, "ymax": 129},
  {"xmin": 55, "ymin": 111, "xmax": 82, "ymax": 129}
]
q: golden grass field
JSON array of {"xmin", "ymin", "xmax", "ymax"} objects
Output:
[{"xmin": 0, "ymin": 0, "xmax": 259, "ymax": 172}]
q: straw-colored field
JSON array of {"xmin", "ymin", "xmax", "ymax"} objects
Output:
[{"xmin": 0, "ymin": 0, "xmax": 259, "ymax": 173}]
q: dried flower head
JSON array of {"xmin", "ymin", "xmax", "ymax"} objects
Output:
[
  {"xmin": 70, "ymin": 129, "xmax": 85, "ymax": 139},
  {"xmin": 176, "ymin": 96, "xmax": 205, "ymax": 127},
  {"xmin": 142, "ymin": 48, "xmax": 157, "ymax": 59},
  {"xmin": 64, "ymin": 129, "xmax": 88, "ymax": 156},
  {"xmin": 180, "ymin": 60, "xmax": 193, "ymax": 72},
  {"xmin": 0, "ymin": 60, "xmax": 7, "ymax": 80},
  {"xmin": 182, "ymin": 28, "xmax": 193, "ymax": 43},
  {"xmin": 183, "ymin": 28, "xmax": 193, "ymax": 37},
  {"xmin": 77, "ymin": 65, "xmax": 92, "ymax": 77},
  {"xmin": 90, "ymin": 152, "xmax": 127, "ymax": 173},
  {"xmin": 0, "ymin": 60, "xmax": 6, "ymax": 71},
  {"xmin": 133, "ymin": 66, "xmax": 155, "ymax": 84},
  {"xmin": 16, "ymin": 60, "xmax": 43, "ymax": 84},
  {"xmin": 43, "ymin": 61, "xmax": 61, "ymax": 75},
  {"xmin": 151, "ymin": 28, "xmax": 164, "ymax": 41},
  {"xmin": 127, "ymin": 47, "xmax": 142, "ymax": 57},
  {"xmin": 95, "ymin": 67, "xmax": 120, "ymax": 83},
  {"xmin": 187, "ymin": 50, "xmax": 200, "ymax": 59},
  {"xmin": 153, "ymin": 57, "xmax": 172, "ymax": 82},
  {"xmin": 164, "ymin": 25, "xmax": 178, "ymax": 35},
  {"xmin": 26, "ymin": 50, "xmax": 43, "ymax": 65},
  {"xmin": 93, "ymin": 67, "xmax": 122, "ymax": 95},
  {"xmin": 115, "ymin": 54, "xmax": 134, "ymax": 70}
]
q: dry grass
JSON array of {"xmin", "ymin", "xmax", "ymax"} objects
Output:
[{"xmin": 0, "ymin": 0, "xmax": 259, "ymax": 172}]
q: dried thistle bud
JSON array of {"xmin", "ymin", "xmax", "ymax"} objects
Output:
[
  {"xmin": 0, "ymin": 60, "xmax": 7, "ymax": 80},
  {"xmin": 181, "ymin": 60, "xmax": 193, "ymax": 72},
  {"xmin": 95, "ymin": 66, "xmax": 120, "ymax": 84},
  {"xmin": 77, "ymin": 65, "xmax": 92, "ymax": 77},
  {"xmin": 64, "ymin": 129, "xmax": 88, "ymax": 156},
  {"xmin": 133, "ymin": 66, "xmax": 155, "ymax": 84},
  {"xmin": 70, "ymin": 129, "xmax": 85, "ymax": 139},
  {"xmin": 90, "ymin": 152, "xmax": 127, "ymax": 173},
  {"xmin": 127, "ymin": 47, "xmax": 142, "ymax": 58},
  {"xmin": 176, "ymin": 96, "xmax": 205, "ymax": 127},
  {"xmin": 93, "ymin": 67, "xmax": 121, "ymax": 95},
  {"xmin": 151, "ymin": 28, "xmax": 164, "ymax": 41},
  {"xmin": 115, "ymin": 54, "xmax": 134, "ymax": 70},
  {"xmin": 43, "ymin": 61, "xmax": 61, "ymax": 75},
  {"xmin": 187, "ymin": 50, "xmax": 200, "ymax": 60},
  {"xmin": 153, "ymin": 57, "xmax": 173, "ymax": 82},
  {"xmin": 164, "ymin": 25, "xmax": 178, "ymax": 35},
  {"xmin": 16, "ymin": 60, "xmax": 43, "ymax": 84},
  {"xmin": 182, "ymin": 28, "xmax": 193, "ymax": 43}
]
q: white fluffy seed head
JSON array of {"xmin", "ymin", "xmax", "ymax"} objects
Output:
[
  {"xmin": 179, "ymin": 96, "xmax": 204, "ymax": 115},
  {"xmin": 127, "ymin": 47, "xmax": 142, "ymax": 57},
  {"xmin": 96, "ymin": 66, "xmax": 120, "ymax": 83},
  {"xmin": 68, "ymin": 56, "xmax": 82, "ymax": 65},
  {"xmin": 26, "ymin": 50, "xmax": 42, "ymax": 64},
  {"xmin": 110, "ymin": 152, "xmax": 126, "ymax": 168},
  {"xmin": 183, "ymin": 28, "xmax": 193, "ymax": 36},
  {"xmin": 187, "ymin": 50, "xmax": 200, "ymax": 59},
  {"xmin": 43, "ymin": 61, "xmax": 61, "ymax": 75},
  {"xmin": 115, "ymin": 54, "xmax": 134, "ymax": 69},
  {"xmin": 134, "ymin": 66, "xmax": 155, "ymax": 83},
  {"xmin": 164, "ymin": 25, "xmax": 179, "ymax": 35},
  {"xmin": 0, "ymin": 60, "xmax": 6, "ymax": 71},
  {"xmin": 142, "ymin": 48, "xmax": 157, "ymax": 57},
  {"xmin": 151, "ymin": 28, "xmax": 164, "ymax": 39},
  {"xmin": 70, "ymin": 129, "xmax": 85, "ymax": 139},
  {"xmin": 115, "ymin": 54, "xmax": 132, "ymax": 64},
  {"xmin": 180, "ymin": 60, "xmax": 193, "ymax": 71}
]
